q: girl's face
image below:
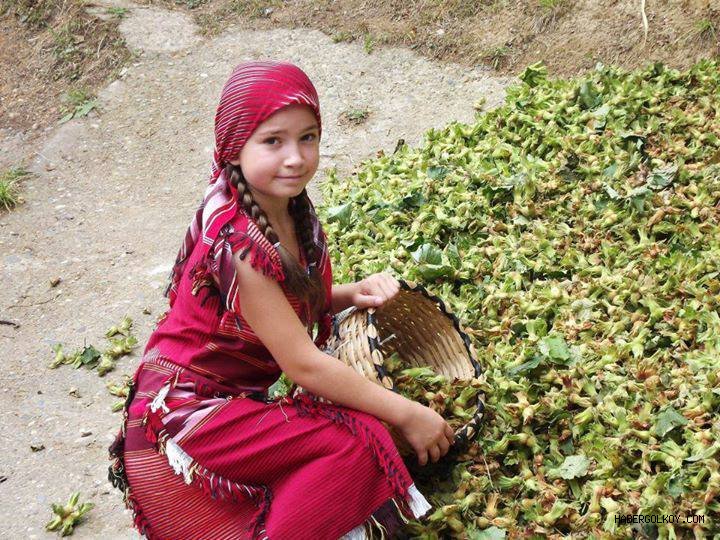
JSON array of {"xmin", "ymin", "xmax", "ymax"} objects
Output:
[{"xmin": 230, "ymin": 104, "xmax": 320, "ymax": 208}]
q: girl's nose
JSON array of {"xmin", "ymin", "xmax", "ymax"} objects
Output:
[{"xmin": 283, "ymin": 144, "xmax": 305, "ymax": 166}]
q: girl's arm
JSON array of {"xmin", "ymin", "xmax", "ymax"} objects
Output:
[{"xmin": 330, "ymin": 282, "xmax": 359, "ymax": 314}]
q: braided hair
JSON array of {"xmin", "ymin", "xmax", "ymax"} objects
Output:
[{"xmin": 227, "ymin": 164, "xmax": 326, "ymax": 327}]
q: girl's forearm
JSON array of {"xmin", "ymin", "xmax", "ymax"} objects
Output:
[
  {"xmin": 295, "ymin": 348, "xmax": 412, "ymax": 427},
  {"xmin": 330, "ymin": 282, "xmax": 359, "ymax": 314}
]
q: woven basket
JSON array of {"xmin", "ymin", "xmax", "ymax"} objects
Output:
[{"xmin": 322, "ymin": 279, "xmax": 485, "ymax": 456}]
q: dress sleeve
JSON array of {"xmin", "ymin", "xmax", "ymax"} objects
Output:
[{"xmin": 210, "ymin": 217, "xmax": 286, "ymax": 315}]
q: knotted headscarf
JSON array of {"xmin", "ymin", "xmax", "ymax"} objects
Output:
[{"xmin": 164, "ymin": 60, "xmax": 324, "ymax": 306}]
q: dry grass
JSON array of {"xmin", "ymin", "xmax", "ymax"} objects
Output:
[
  {"xmin": 0, "ymin": 0, "xmax": 134, "ymax": 132},
  {"xmin": 159, "ymin": 0, "xmax": 720, "ymax": 79}
]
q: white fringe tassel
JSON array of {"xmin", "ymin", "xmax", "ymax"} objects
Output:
[
  {"xmin": 150, "ymin": 384, "xmax": 170, "ymax": 414},
  {"xmin": 339, "ymin": 523, "xmax": 368, "ymax": 540},
  {"xmin": 407, "ymin": 483, "xmax": 432, "ymax": 518},
  {"xmin": 149, "ymin": 382, "xmax": 193, "ymax": 485},
  {"xmin": 165, "ymin": 438, "xmax": 194, "ymax": 485}
]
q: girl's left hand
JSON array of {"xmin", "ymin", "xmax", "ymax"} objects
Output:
[{"xmin": 352, "ymin": 272, "xmax": 401, "ymax": 309}]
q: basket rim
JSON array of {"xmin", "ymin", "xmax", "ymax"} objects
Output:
[{"xmin": 331, "ymin": 278, "xmax": 483, "ymax": 380}]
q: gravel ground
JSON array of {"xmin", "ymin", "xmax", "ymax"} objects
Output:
[{"xmin": 0, "ymin": 3, "xmax": 512, "ymax": 537}]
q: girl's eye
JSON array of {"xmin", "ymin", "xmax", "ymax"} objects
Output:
[{"xmin": 263, "ymin": 133, "xmax": 317, "ymax": 145}]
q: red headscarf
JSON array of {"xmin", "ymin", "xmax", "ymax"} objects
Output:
[{"xmin": 164, "ymin": 61, "xmax": 323, "ymax": 305}]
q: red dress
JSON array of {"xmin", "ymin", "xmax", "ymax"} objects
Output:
[{"xmin": 108, "ymin": 208, "xmax": 431, "ymax": 540}]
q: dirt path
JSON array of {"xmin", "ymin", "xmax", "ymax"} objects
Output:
[{"xmin": 0, "ymin": 3, "xmax": 512, "ymax": 537}]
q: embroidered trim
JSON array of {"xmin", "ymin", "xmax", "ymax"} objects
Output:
[
  {"xmin": 108, "ymin": 369, "xmax": 139, "ymax": 499},
  {"xmin": 188, "ymin": 256, "xmax": 224, "ymax": 316}
]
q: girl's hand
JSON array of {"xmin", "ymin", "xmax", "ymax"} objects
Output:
[
  {"xmin": 396, "ymin": 401, "xmax": 454, "ymax": 466},
  {"xmin": 351, "ymin": 272, "xmax": 400, "ymax": 309}
]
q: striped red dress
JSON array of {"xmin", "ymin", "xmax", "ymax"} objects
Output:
[{"xmin": 108, "ymin": 207, "xmax": 431, "ymax": 539}]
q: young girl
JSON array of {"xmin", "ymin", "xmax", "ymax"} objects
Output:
[{"xmin": 109, "ymin": 60, "xmax": 454, "ymax": 540}]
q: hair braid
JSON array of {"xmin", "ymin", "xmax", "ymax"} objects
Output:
[
  {"xmin": 227, "ymin": 164, "xmax": 326, "ymax": 327},
  {"xmin": 290, "ymin": 189, "xmax": 326, "ymax": 322},
  {"xmin": 229, "ymin": 165, "xmax": 280, "ymax": 244},
  {"xmin": 289, "ymin": 189, "xmax": 318, "ymax": 265}
]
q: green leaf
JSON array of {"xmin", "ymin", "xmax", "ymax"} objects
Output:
[
  {"xmin": 628, "ymin": 186, "xmax": 651, "ymax": 212},
  {"xmin": 685, "ymin": 443, "xmax": 719, "ymax": 462},
  {"xmin": 470, "ymin": 526, "xmax": 507, "ymax": 540},
  {"xmin": 446, "ymin": 243, "xmax": 461, "ymax": 267},
  {"xmin": 539, "ymin": 335, "xmax": 571, "ymax": 362},
  {"xmin": 525, "ymin": 318, "xmax": 548, "ymax": 339},
  {"xmin": 508, "ymin": 355, "xmax": 543, "ymax": 377},
  {"xmin": 412, "ymin": 243, "xmax": 443, "ymax": 266},
  {"xmin": 559, "ymin": 437, "xmax": 575, "ymax": 455},
  {"xmin": 653, "ymin": 406, "xmax": 688, "ymax": 438},
  {"xmin": 411, "ymin": 243, "xmax": 456, "ymax": 280},
  {"xmin": 415, "ymin": 263, "xmax": 456, "ymax": 281},
  {"xmin": 667, "ymin": 473, "xmax": 686, "ymax": 499},
  {"xmin": 427, "ymin": 166, "xmax": 448, "ymax": 180},
  {"xmin": 400, "ymin": 190, "xmax": 426, "ymax": 209},
  {"xmin": 604, "ymin": 184, "xmax": 621, "ymax": 200},
  {"xmin": 550, "ymin": 454, "xmax": 590, "ymax": 480},
  {"xmin": 602, "ymin": 164, "xmax": 618, "ymax": 178},
  {"xmin": 619, "ymin": 131, "xmax": 646, "ymax": 153},
  {"xmin": 578, "ymin": 80, "xmax": 601, "ymax": 109},
  {"xmin": 326, "ymin": 203, "xmax": 353, "ymax": 230},
  {"xmin": 518, "ymin": 61, "xmax": 547, "ymax": 87},
  {"xmin": 594, "ymin": 103, "xmax": 610, "ymax": 120},
  {"xmin": 647, "ymin": 164, "xmax": 678, "ymax": 190},
  {"xmin": 76, "ymin": 101, "xmax": 96, "ymax": 117},
  {"xmin": 79, "ymin": 345, "xmax": 102, "ymax": 366},
  {"xmin": 399, "ymin": 236, "xmax": 421, "ymax": 250}
]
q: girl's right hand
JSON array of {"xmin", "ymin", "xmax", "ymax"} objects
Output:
[{"xmin": 396, "ymin": 401, "xmax": 455, "ymax": 466}]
